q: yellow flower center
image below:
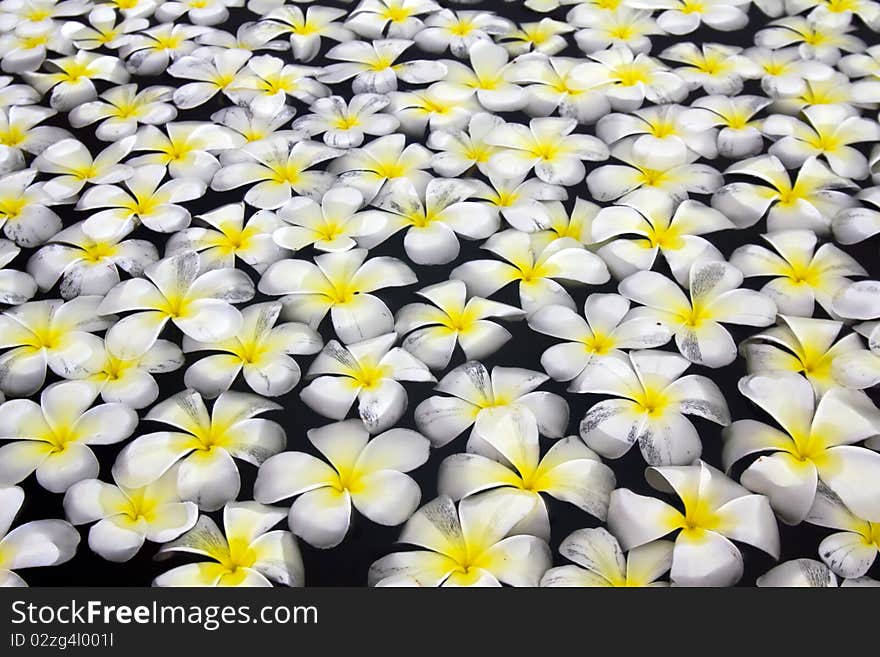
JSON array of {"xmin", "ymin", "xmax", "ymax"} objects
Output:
[
  {"xmin": 333, "ymin": 114, "xmax": 361, "ymax": 130},
  {"xmin": 0, "ymin": 196, "xmax": 27, "ymax": 219},
  {"xmin": 614, "ymin": 63, "xmax": 651, "ymax": 86},
  {"xmin": 81, "ymin": 241, "xmax": 119, "ymax": 262}
]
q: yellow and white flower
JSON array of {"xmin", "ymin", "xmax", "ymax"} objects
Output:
[
  {"xmin": 439, "ymin": 408, "xmax": 616, "ymax": 534},
  {"xmin": 33, "ymin": 136, "xmax": 135, "ymax": 199},
  {"xmin": 369, "ymin": 491, "xmax": 551, "ymax": 587},
  {"xmin": 329, "ymin": 133, "xmax": 432, "ymax": 202},
  {"xmin": 224, "ymin": 54, "xmax": 327, "ymax": 116},
  {"xmin": 259, "ymin": 248, "xmax": 416, "ymax": 343},
  {"xmin": 608, "ymin": 460, "xmax": 780, "ymax": 586},
  {"xmin": 0, "ymin": 296, "xmax": 110, "ymax": 396},
  {"xmin": 468, "ymin": 171, "xmax": 567, "ymax": 233},
  {"xmin": 0, "ymin": 105, "xmax": 71, "ymax": 175},
  {"xmin": 64, "ymin": 466, "xmax": 198, "ymax": 562},
  {"xmin": 166, "ymin": 47, "xmax": 251, "ymax": 109},
  {"xmin": 541, "ymin": 528, "xmax": 673, "ymax": 587},
  {"xmin": 166, "ymin": 202, "xmax": 285, "ymax": 272},
  {"xmin": 452, "ymin": 229, "xmax": 609, "ymax": 314},
  {"xmin": 661, "ymin": 42, "xmax": 761, "ymax": 96},
  {"xmin": 741, "ymin": 315, "xmax": 862, "ymax": 396},
  {"xmin": 628, "ymin": 0, "xmax": 750, "ymax": 34},
  {"xmin": 807, "ymin": 483, "xmax": 880, "ymax": 579},
  {"xmin": 210, "ymin": 137, "xmax": 341, "ymax": 209},
  {"xmin": 98, "ymin": 251, "xmax": 254, "ymax": 359},
  {"xmin": 346, "ymin": 0, "xmax": 441, "ymax": 40},
  {"xmin": 414, "ymin": 360, "xmax": 569, "ymax": 446},
  {"xmin": 300, "ymin": 333, "xmax": 434, "ymax": 433},
  {"xmin": 183, "ymin": 301, "xmax": 322, "ymax": 398},
  {"xmin": 724, "ymin": 372, "xmax": 880, "ymax": 523},
  {"xmin": 0, "ymin": 169, "xmax": 62, "ymax": 247},
  {"xmin": 499, "ymin": 17, "xmax": 573, "ymax": 56},
  {"xmin": 730, "ymin": 228, "xmax": 866, "ymax": 316},
  {"xmin": 129, "ymin": 121, "xmax": 243, "ymax": 182},
  {"xmin": 154, "ymin": 502, "xmax": 303, "ymax": 586},
  {"xmin": 620, "ymin": 260, "xmax": 778, "ymax": 368},
  {"xmin": 569, "ymin": 7, "xmax": 660, "ymax": 54},
  {"xmin": 155, "ymin": 0, "xmax": 243, "ymax": 26},
  {"xmin": 67, "ymin": 84, "xmax": 177, "ymax": 142},
  {"xmin": 23, "ymin": 50, "xmax": 128, "ymax": 111},
  {"xmin": 442, "ymin": 40, "xmax": 527, "ymax": 112},
  {"xmin": 680, "ymin": 94, "xmax": 770, "ymax": 159},
  {"xmin": 395, "ymin": 280, "xmax": 524, "ymax": 369},
  {"xmin": 0, "ymin": 380, "xmax": 137, "ymax": 492},
  {"xmin": 506, "ymin": 55, "xmax": 609, "ymax": 124},
  {"xmin": 113, "ymin": 389, "xmax": 285, "ymax": 510},
  {"xmin": 255, "ymin": 419, "xmax": 429, "ymax": 548},
  {"xmin": 486, "ymin": 116, "xmax": 609, "ymax": 186},
  {"xmin": 64, "ymin": 6, "xmax": 148, "ymax": 52},
  {"xmin": 427, "ymin": 111, "xmax": 504, "ymax": 178},
  {"xmin": 0, "ymin": 486, "xmax": 79, "ymax": 587},
  {"xmin": 578, "ymin": 349, "xmax": 730, "ymax": 464},
  {"xmin": 257, "ymin": 5, "xmax": 354, "ymax": 62},
  {"xmin": 119, "ymin": 23, "xmax": 209, "ymax": 76},
  {"xmin": 713, "ymin": 155, "xmax": 857, "ymax": 233},
  {"xmin": 292, "ymin": 93, "xmax": 399, "ymax": 149},
  {"xmin": 414, "ymin": 8, "xmax": 513, "ymax": 58},
  {"xmin": 755, "ymin": 15, "xmax": 864, "ymax": 65},
  {"xmin": 273, "ymin": 186, "xmax": 377, "ymax": 253},
  {"xmin": 386, "ymin": 81, "xmax": 478, "ymax": 136},
  {"xmin": 529, "ymin": 293, "xmax": 672, "ymax": 387},
  {"xmin": 28, "ymin": 221, "xmax": 159, "ymax": 298}
]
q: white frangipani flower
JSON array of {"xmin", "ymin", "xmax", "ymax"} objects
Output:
[
  {"xmin": 255, "ymin": 419, "xmax": 429, "ymax": 548},
  {"xmin": 67, "ymin": 84, "xmax": 177, "ymax": 142},
  {"xmin": 441, "ymin": 40, "xmax": 527, "ymax": 113},
  {"xmin": 0, "ymin": 486, "xmax": 79, "ymax": 587},
  {"xmin": 119, "ymin": 23, "xmax": 209, "ymax": 76},
  {"xmin": 129, "ymin": 121, "xmax": 243, "ymax": 183},
  {"xmin": 32, "ymin": 136, "xmax": 135, "ymax": 200},
  {"xmin": 0, "ymin": 380, "xmax": 137, "ymax": 493},
  {"xmin": 292, "ymin": 94, "xmax": 398, "ymax": 149},
  {"xmin": 608, "ymin": 460, "xmax": 781, "ymax": 587},
  {"xmin": 183, "ymin": 301, "xmax": 322, "ymax": 399},
  {"xmin": 528, "ymin": 293, "xmax": 672, "ymax": 388},
  {"xmin": 469, "ymin": 172, "xmax": 567, "ymax": 233},
  {"xmin": 541, "ymin": 527, "xmax": 673, "ymax": 587},
  {"xmin": 620, "ymin": 260, "xmax": 778, "ymax": 368},
  {"xmin": 154, "ymin": 502, "xmax": 303, "ymax": 587},
  {"xmin": 660, "ymin": 42, "xmax": 761, "ymax": 96},
  {"xmin": 0, "ymin": 105, "xmax": 71, "ymax": 174},
  {"xmin": 23, "ymin": 50, "xmax": 128, "ymax": 110},
  {"xmin": 628, "ymin": 0, "xmax": 750, "ymax": 34},
  {"xmin": 113, "ymin": 390, "xmax": 285, "ymax": 511},
  {"xmin": 807, "ymin": 483, "xmax": 880, "ymax": 580},
  {"xmin": 166, "ymin": 47, "xmax": 251, "ymax": 110},
  {"xmin": 300, "ymin": 333, "xmax": 434, "ymax": 433},
  {"xmin": 578, "ymin": 349, "xmax": 731, "ymax": 465},
  {"xmin": 97, "ymin": 251, "xmax": 255, "ymax": 359},
  {"xmin": 64, "ymin": 466, "xmax": 198, "ymax": 562},
  {"xmin": 724, "ymin": 373, "xmax": 880, "ymax": 524},
  {"xmin": 414, "ymin": 8, "xmax": 512, "ymax": 57},
  {"xmin": 259, "ymin": 248, "xmax": 416, "ymax": 344},
  {"xmin": 347, "ymin": 0, "xmax": 441, "ymax": 40},
  {"xmin": 679, "ymin": 95, "xmax": 770, "ymax": 160},
  {"xmin": 414, "ymin": 360, "xmax": 569, "ymax": 447},
  {"xmin": 395, "ymin": 280, "xmax": 524, "ymax": 369},
  {"xmin": 257, "ymin": 6, "xmax": 354, "ymax": 62},
  {"xmin": 224, "ymin": 54, "xmax": 327, "ymax": 115},
  {"xmin": 369, "ymin": 491, "xmax": 551, "ymax": 587},
  {"xmin": 0, "ymin": 169, "xmax": 62, "ymax": 247}
]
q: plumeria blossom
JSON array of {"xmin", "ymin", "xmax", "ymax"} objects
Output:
[
  {"xmin": 414, "ymin": 360, "xmax": 569, "ymax": 447},
  {"xmin": 395, "ymin": 280, "xmax": 524, "ymax": 370},
  {"xmin": 806, "ymin": 483, "xmax": 880, "ymax": 579},
  {"xmin": 0, "ymin": 239, "xmax": 35, "ymax": 304},
  {"xmin": 452, "ymin": 229, "xmax": 610, "ymax": 314},
  {"xmin": 0, "ymin": 169, "xmax": 62, "ymax": 247},
  {"xmin": 592, "ymin": 188, "xmax": 734, "ymax": 283},
  {"xmin": 538, "ymin": 198, "xmax": 600, "ymax": 245},
  {"xmin": 660, "ymin": 43, "xmax": 760, "ymax": 96},
  {"xmin": 154, "ymin": 502, "xmax": 303, "ymax": 587},
  {"xmin": 183, "ymin": 301, "xmax": 322, "ymax": 398},
  {"xmin": 120, "ymin": 23, "xmax": 210, "ymax": 76},
  {"xmin": 368, "ymin": 491, "xmax": 551, "ymax": 587},
  {"xmin": 680, "ymin": 95, "xmax": 770, "ymax": 160},
  {"xmin": 347, "ymin": 0, "xmax": 441, "ymax": 40},
  {"xmin": 166, "ymin": 47, "xmax": 251, "ymax": 110},
  {"xmin": 528, "ymin": 293, "xmax": 672, "ymax": 388},
  {"xmin": 166, "ymin": 203, "xmax": 284, "ymax": 273},
  {"xmin": 0, "ymin": 105, "xmax": 71, "ymax": 174},
  {"xmin": 577, "ymin": 349, "xmax": 731, "ymax": 465},
  {"xmin": 743, "ymin": 46, "xmax": 835, "ymax": 97},
  {"xmin": 439, "ymin": 408, "xmax": 616, "ymax": 536},
  {"xmin": 67, "ymin": 84, "xmax": 177, "ymax": 142},
  {"xmin": 255, "ymin": 419, "xmax": 429, "ymax": 548},
  {"xmin": 541, "ymin": 528, "xmax": 673, "ymax": 587},
  {"xmin": 713, "ymin": 156, "xmax": 857, "ymax": 234},
  {"xmin": 620, "ymin": 261, "xmax": 777, "ymax": 368},
  {"xmin": 755, "ymin": 15, "xmax": 864, "ymax": 65},
  {"xmin": 427, "ymin": 111, "xmax": 503, "ymax": 178},
  {"xmin": 568, "ymin": 7, "xmax": 660, "ymax": 55},
  {"xmin": 723, "ymin": 373, "xmax": 880, "ymax": 524},
  {"xmin": 64, "ymin": 6, "xmax": 148, "ymax": 52},
  {"xmin": 300, "ymin": 333, "xmax": 434, "ymax": 433},
  {"xmin": 97, "ymin": 251, "xmax": 254, "ymax": 359},
  {"xmin": 442, "ymin": 40, "xmax": 527, "ymax": 113},
  {"xmin": 763, "ymin": 105, "xmax": 880, "ymax": 179},
  {"xmin": 608, "ymin": 461, "xmax": 781, "ymax": 587},
  {"xmin": 587, "ymin": 140, "xmax": 723, "ymax": 202},
  {"xmin": 730, "ymin": 229, "xmax": 866, "ymax": 317},
  {"xmin": 0, "ymin": 380, "xmax": 137, "ymax": 493},
  {"xmin": 0, "ymin": 22, "xmax": 73, "ymax": 76},
  {"xmin": 23, "ymin": 51, "xmax": 128, "ymax": 110},
  {"xmin": 292, "ymin": 94, "xmax": 398, "ymax": 149},
  {"xmin": 0, "ymin": 75, "xmax": 39, "ymax": 106},
  {"xmin": 80, "ymin": 338, "xmax": 183, "ymax": 409},
  {"xmin": 113, "ymin": 390, "xmax": 285, "ymax": 511},
  {"xmin": 212, "ymin": 104, "xmax": 298, "ymax": 147},
  {"xmin": 318, "ymin": 38, "xmax": 446, "ymax": 94},
  {"xmin": 259, "ymin": 249, "xmax": 416, "ymax": 344},
  {"xmin": 0, "ymin": 486, "xmax": 79, "ymax": 587},
  {"xmin": 387, "ymin": 81, "xmax": 479, "ymax": 136},
  {"xmin": 468, "ymin": 173, "xmax": 567, "ymax": 233},
  {"xmin": 129, "ymin": 122, "xmax": 242, "ymax": 183},
  {"xmin": 77, "ymin": 164, "xmax": 207, "ymax": 240},
  {"xmin": 629, "ymin": 0, "xmax": 750, "ymax": 34},
  {"xmin": 32, "ymin": 136, "xmax": 135, "ymax": 200},
  {"xmin": 740, "ymin": 315, "xmax": 862, "ymax": 397},
  {"xmin": 414, "ymin": 9, "xmax": 512, "ymax": 58},
  {"xmin": 256, "ymin": 6, "xmax": 354, "ymax": 62},
  {"xmin": 499, "ymin": 17, "xmax": 574, "ymax": 56},
  {"xmin": 0, "ymin": 296, "xmax": 110, "ymax": 396},
  {"xmin": 358, "ymin": 177, "xmax": 499, "ymax": 265},
  {"xmin": 155, "ymin": 0, "xmax": 243, "ymax": 26},
  {"xmin": 211, "ymin": 138, "xmax": 341, "ymax": 210},
  {"xmin": 486, "ymin": 117, "xmax": 609, "ymax": 186},
  {"xmin": 63, "ymin": 466, "xmax": 198, "ymax": 562},
  {"xmin": 330, "ymin": 133, "xmax": 432, "ymax": 203},
  {"xmin": 224, "ymin": 54, "xmax": 327, "ymax": 116},
  {"xmin": 570, "ymin": 47, "xmax": 688, "ymax": 112},
  {"xmin": 27, "ymin": 222, "xmax": 158, "ymax": 299}
]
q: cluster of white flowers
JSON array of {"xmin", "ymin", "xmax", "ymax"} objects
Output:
[{"xmin": 1, "ymin": 0, "xmax": 880, "ymax": 588}]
